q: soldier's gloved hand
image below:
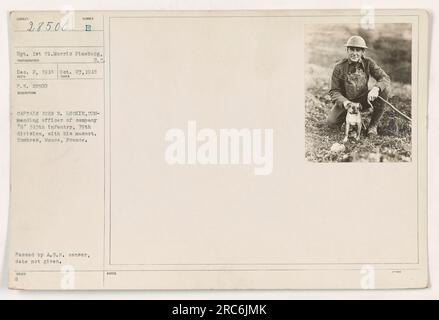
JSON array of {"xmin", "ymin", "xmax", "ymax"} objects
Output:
[{"xmin": 368, "ymin": 86, "xmax": 380, "ymax": 101}]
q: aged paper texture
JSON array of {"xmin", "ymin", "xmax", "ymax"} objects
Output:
[{"xmin": 8, "ymin": 10, "xmax": 429, "ymax": 289}]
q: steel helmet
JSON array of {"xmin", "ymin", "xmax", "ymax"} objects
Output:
[{"xmin": 344, "ymin": 36, "xmax": 368, "ymax": 49}]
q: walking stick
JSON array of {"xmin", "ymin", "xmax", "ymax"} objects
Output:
[
  {"xmin": 377, "ymin": 96, "xmax": 412, "ymax": 122},
  {"xmin": 366, "ymin": 95, "xmax": 412, "ymax": 122}
]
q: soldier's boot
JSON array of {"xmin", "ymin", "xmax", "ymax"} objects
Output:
[{"xmin": 367, "ymin": 125, "xmax": 378, "ymax": 136}]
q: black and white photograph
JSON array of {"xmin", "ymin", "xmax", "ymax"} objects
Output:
[
  {"xmin": 305, "ymin": 23, "xmax": 413, "ymax": 162},
  {"xmin": 0, "ymin": 6, "xmax": 434, "ymax": 299}
]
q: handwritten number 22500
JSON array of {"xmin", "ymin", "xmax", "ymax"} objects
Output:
[{"xmin": 27, "ymin": 21, "xmax": 67, "ymax": 32}]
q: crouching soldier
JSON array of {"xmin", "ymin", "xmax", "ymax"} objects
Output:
[{"xmin": 326, "ymin": 35, "xmax": 391, "ymax": 136}]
